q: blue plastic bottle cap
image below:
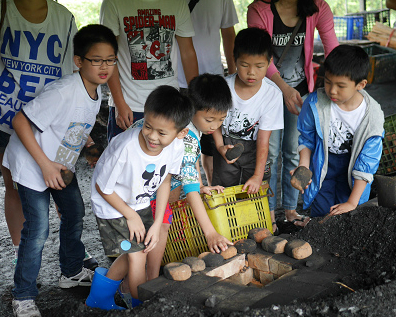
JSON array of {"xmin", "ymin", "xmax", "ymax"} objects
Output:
[{"xmin": 120, "ymin": 240, "xmax": 131, "ymax": 251}]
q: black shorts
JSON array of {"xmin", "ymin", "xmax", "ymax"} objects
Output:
[{"xmin": 200, "ymin": 133, "xmax": 215, "ymax": 156}]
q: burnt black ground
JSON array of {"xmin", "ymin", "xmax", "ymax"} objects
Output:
[{"xmin": 2, "ymin": 82, "xmax": 396, "ymax": 316}]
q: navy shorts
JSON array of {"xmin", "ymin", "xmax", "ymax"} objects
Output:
[{"xmin": 310, "ymin": 152, "xmax": 351, "ymax": 217}]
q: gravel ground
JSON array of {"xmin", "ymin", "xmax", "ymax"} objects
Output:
[{"xmin": 2, "ymin": 85, "xmax": 396, "ymax": 316}]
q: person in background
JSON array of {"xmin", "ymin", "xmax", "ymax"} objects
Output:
[
  {"xmin": 177, "ymin": 0, "xmax": 238, "ymax": 185},
  {"xmin": 0, "ymin": 0, "xmax": 98, "ymax": 271},
  {"xmin": 294, "ymin": 45, "xmax": 384, "ymax": 218},
  {"xmin": 100, "ymin": 0, "xmax": 199, "ymax": 143},
  {"xmin": 248, "ymin": 0, "xmax": 338, "ymax": 232}
]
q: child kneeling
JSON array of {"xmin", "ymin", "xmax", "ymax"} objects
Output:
[{"xmin": 294, "ymin": 45, "xmax": 384, "ymax": 217}]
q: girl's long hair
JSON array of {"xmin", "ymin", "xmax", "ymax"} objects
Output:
[{"xmin": 256, "ymin": 0, "xmax": 319, "ymax": 18}]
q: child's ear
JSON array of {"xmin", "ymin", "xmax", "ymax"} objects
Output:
[
  {"xmin": 176, "ymin": 127, "xmax": 189, "ymax": 139},
  {"xmin": 74, "ymin": 55, "xmax": 83, "ymax": 69},
  {"xmin": 357, "ymin": 79, "xmax": 367, "ymax": 90}
]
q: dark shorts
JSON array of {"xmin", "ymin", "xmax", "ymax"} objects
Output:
[
  {"xmin": 96, "ymin": 205, "xmax": 154, "ymax": 255},
  {"xmin": 212, "ymin": 136, "xmax": 271, "ymax": 187},
  {"xmin": 0, "ymin": 130, "xmax": 11, "ymax": 153},
  {"xmin": 310, "ymin": 152, "xmax": 351, "ymax": 217},
  {"xmin": 107, "ymin": 106, "xmax": 144, "ymax": 143},
  {"xmin": 200, "ymin": 133, "xmax": 215, "ymax": 156},
  {"xmin": 150, "ymin": 200, "xmax": 173, "ymax": 224}
]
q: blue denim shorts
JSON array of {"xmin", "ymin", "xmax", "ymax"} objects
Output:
[{"xmin": 0, "ymin": 130, "xmax": 11, "ymax": 153}]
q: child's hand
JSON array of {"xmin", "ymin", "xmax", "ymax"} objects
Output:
[
  {"xmin": 206, "ymin": 231, "xmax": 233, "ymax": 253},
  {"xmin": 218, "ymin": 145, "xmax": 239, "ymax": 164},
  {"xmin": 42, "ymin": 162, "xmax": 67, "ymax": 190},
  {"xmin": 200, "ymin": 185, "xmax": 224, "ymax": 195},
  {"xmin": 329, "ymin": 201, "xmax": 357, "ymax": 216},
  {"xmin": 126, "ymin": 212, "xmax": 146, "ymax": 244},
  {"xmin": 143, "ymin": 222, "xmax": 161, "ymax": 253},
  {"xmin": 242, "ymin": 175, "xmax": 262, "ymax": 194}
]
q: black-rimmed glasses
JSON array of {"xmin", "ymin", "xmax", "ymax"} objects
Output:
[{"xmin": 83, "ymin": 57, "xmax": 118, "ymax": 66}]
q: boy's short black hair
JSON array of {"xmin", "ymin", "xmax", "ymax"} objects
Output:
[
  {"xmin": 144, "ymin": 85, "xmax": 194, "ymax": 131},
  {"xmin": 73, "ymin": 24, "xmax": 118, "ymax": 57},
  {"xmin": 233, "ymin": 28, "xmax": 272, "ymax": 62},
  {"xmin": 324, "ymin": 45, "xmax": 369, "ymax": 84},
  {"xmin": 188, "ymin": 74, "xmax": 232, "ymax": 114}
]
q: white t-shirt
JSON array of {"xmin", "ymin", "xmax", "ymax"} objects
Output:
[
  {"xmin": 91, "ymin": 127, "xmax": 184, "ymax": 219},
  {"xmin": 222, "ymin": 73, "xmax": 284, "ymax": 141},
  {"xmin": 0, "ymin": 0, "xmax": 77, "ymax": 134},
  {"xmin": 177, "ymin": 0, "xmax": 239, "ymax": 88},
  {"xmin": 328, "ymin": 99, "xmax": 367, "ymax": 154},
  {"xmin": 3, "ymin": 73, "xmax": 101, "ymax": 192},
  {"xmin": 100, "ymin": 0, "xmax": 195, "ymax": 112}
]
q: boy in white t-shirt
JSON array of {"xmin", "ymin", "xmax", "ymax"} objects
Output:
[
  {"xmin": 86, "ymin": 85, "xmax": 193, "ymax": 311},
  {"xmin": 3, "ymin": 25, "xmax": 118, "ymax": 316},
  {"xmin": 294, "ymin": 45, "xmax": 384, "ymax": 217},
  {"xmin": 212, "ymin": 28, "xmax": 283, "ymax": 231}
]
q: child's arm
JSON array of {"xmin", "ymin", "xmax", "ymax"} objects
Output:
[
  {"xmin": 197, "ymin": 160, "xmax": 224, "ymax": 195},
  {"xmin": 213, "ymin": 128, "xmax": 239, "ymax": 164},
  {"xmin": 144, "ymin": 174, "xmax": 172, "ymax": 253},
  {"xmin": 175, "ymin": 35, "xmax": 198, "ymax": 84},
  {"xmin": 187, "ymin": 190, "xmax": 233, "ymax": 253},
  {"xmin": 243, "ymin": 129, "xmax": 271, "ymax": 194},
  {"xmin": 329, "ymin": 179, "xmax": 367, "ymax": 215},
  {"xmin": 107, "ymin": 62, "xmax": 134, "ymax": 130},
  {"xmin": 95, "ymin": 183, "xmax": 146, "ymax": 243},
  {"xmin": 12, "ymin": 111, "xmax": 67, "ymax": 190}
]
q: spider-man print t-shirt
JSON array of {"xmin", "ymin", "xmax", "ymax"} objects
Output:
[{"xmin": 100, "ymin": 0, "xmax": 194, "ymax": 113}]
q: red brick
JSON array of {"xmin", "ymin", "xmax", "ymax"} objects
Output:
[
  {"xmin": 261, "ymin": 236, "xmax": 288, "ymax": 254},
  {"xmin": 258, "ymin": 271, "xmax": 275, "ymax": 285},
  {"xmin": 227, "ymin": 267, "xmax": 253, "ymax": 285},
  {"xmin": 248, "ymin": 228, "xmax": 272, "ymax": 243},
  {"xmin": 164, "ymin": 262, "xmax": 192, "ymax": 281},
  {"xmin": 247, "ymin": 253, "xmax": 272, "ymax": 271},
  {"xmin": 268, "ymin": 258, "xmax": 293, "ymax": 276},
  {"xmin": 182, "ymin": 257, "xmax": 206, "ymax": 272},
  {"xmin": 234, "ymin": 239, "xmax": 257, "ymax": 254},
  {"xmin": 205, "ymin": 254, "xmax": 245, "ymax": 279},
  {"xmin": 220, "ymin": 246, "xmax": 237, "ymax": 260},
  {"xmin": 284, "ymin": 239, "xmax": 313, "ymax": 259},
  {"xmin": 198, "ymin": 251, "xmax": 211, "ymax": 259},
  {"xmin": 202, "ymin": 253, "xmax": 224, "ymax": 267}
]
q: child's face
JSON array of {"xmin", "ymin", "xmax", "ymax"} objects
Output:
[
  {"xmin": 235, "ymin": 53, "xmax": 271, "ymax": 88},
  {"xmin": 75, "ymin": 42, "xmax": 116, "ymax": 91},
  {"xmin": 324, "ymin": 72, "xmax": 367, "ymax": 109},
  {"xmin": 192, "ymin": 109, "xmax": 227, "ymax": 135},
  {"xmin": 139, "ymin": 113, "xmax": 187, "ymax": 156}
]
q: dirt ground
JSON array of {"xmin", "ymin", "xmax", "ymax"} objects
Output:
[{"xmin": 2, "ymin": 84, "xmax": 396, "ymax": 316}]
